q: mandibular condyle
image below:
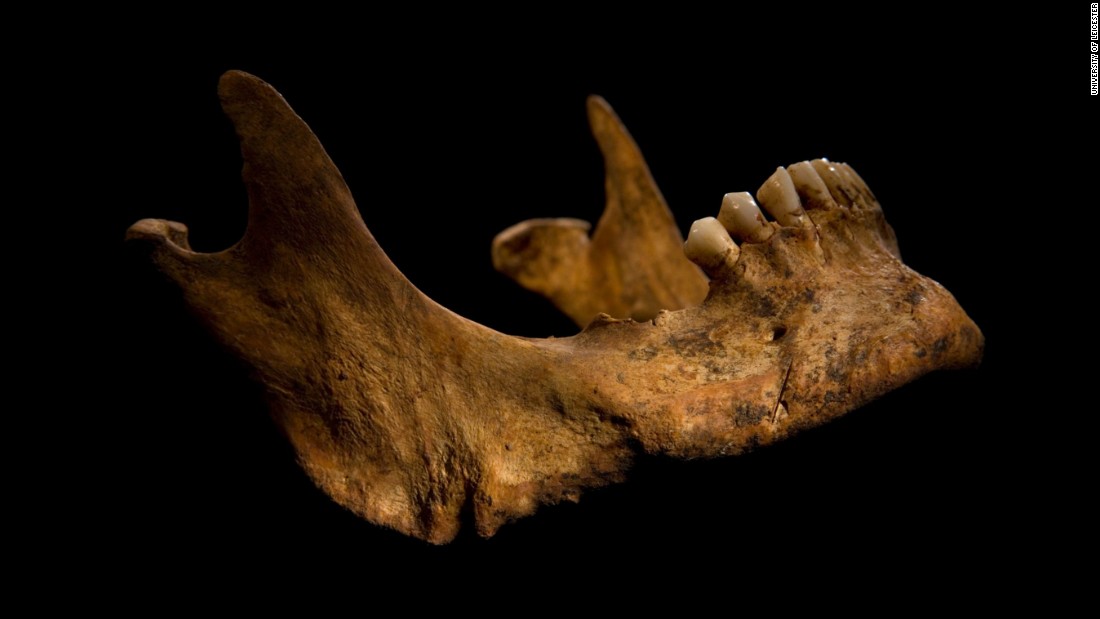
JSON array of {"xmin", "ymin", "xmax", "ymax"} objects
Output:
[{"xmin": 126, "ymin": 71, "xmax": 983, "ymax": 544}]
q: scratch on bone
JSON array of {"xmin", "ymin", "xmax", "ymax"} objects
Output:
[{"xmin": 771, "ymin": 359, "xmax": 793, "ymax": 426}]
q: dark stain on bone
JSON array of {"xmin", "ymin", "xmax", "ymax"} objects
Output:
[
  {"xmin": 746, "ymin": 433, "xmax": 762, "ymax": 450},
  {"xmin": 667, "ymin": 328, "xmax": 724, "ymax": 358},
  {"xmin": 826, "ymin": 362, "xmax": 848, "ymax": 383},
  {"xmin": 733, "ymin": 402, "xmax": 770, "ymax": 427},
  {"xmin": 594, "ymin": 406, "xmax": 631, "ymax": 429},
  {"xmin": 747, "ymin": 291, "xmax": 778, "ymax": 318},
  {"xmin": 824, "ymin": 336, "xmax": 870, "ymax": 383},
  {"xmin": 701, "ymin": 357, "xmax": 729, "ymax": 379},
  {"xmin": 547, "ymin": 392, "xmax": 567, "ymax": 416},
  {"xmin": 932, "ymin": 335, "xmax": 950, "ymax": 358},
  {"xmin": 628, "ymin": 346, "xmax": 658, "ymax": 361}
]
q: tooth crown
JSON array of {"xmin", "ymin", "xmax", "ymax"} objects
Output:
[
  {"xmin": 718, "ymin": 191, "xmax": 773, "ymax": 244},
  {"xmin": 127, "ymin": 72, "xmax": 983, "ymax": 544}
]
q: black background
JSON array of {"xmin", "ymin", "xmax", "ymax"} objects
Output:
[{"xmin": 80, "ymin": 12, "xmax": 1057, "ymax": 590}]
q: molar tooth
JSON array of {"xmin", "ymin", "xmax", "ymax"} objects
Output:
[
  {"xmin": 718, "ymin": 192, "xmax": 773, "ymax": 243},
  {"xmin": 787, "ymin": 161, "xmax": 837, "ymax": 210},
  {"xmin": 811, "ymin": 158, "xmax": 855, "ymax": 207},
  {"xmin": 684, "ymin": 217, "xmax": 739, "ymax": 275},
  {"xmin": 756, "ymin": 166, "xmax": 809, "ymax": 228}
]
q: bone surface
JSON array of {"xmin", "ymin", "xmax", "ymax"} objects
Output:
[
  {"xmin": 492, "ymin": 96, "xmax": 709, "ymax": 327},
  {"xmin": 127, "ymin": 71, "xmax": 984, "ymax": 544}
]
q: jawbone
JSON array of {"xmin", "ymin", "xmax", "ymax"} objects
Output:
[{"xmin": 126, "ymin": 71, "xmax": 983, "ymax": 544}]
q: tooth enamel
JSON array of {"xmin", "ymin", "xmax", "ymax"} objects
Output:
[
  {"xmin": 718, "ymin": 192, "xmax": 773, "ymax": 243},
  {"xmin": 684, "ymin": 216, "xmax": 739, "ymax": 272},
  {"xmin": 810, "ymin": 158, "xmax": 854, "ymax": 207},
  {"xmin": 787, "ymin": 161, "xmax": 836, "ymax": 210},
  {"xmin": 756, "ymin": 166, "xmax": 808, "ymax": 228},
  {"xmin": 835, "ymin": 162, "xmax": 878, "ymax": 209}
]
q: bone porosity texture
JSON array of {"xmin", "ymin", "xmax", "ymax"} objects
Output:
[{"xmin": 127, "ymin": 71, "xmax": 984, "ymax": 544}]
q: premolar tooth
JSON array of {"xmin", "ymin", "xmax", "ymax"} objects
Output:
[
  {"xmin": 718, "ymin": 192, "xmax": 773, "ymax": 243},
  {"xmin": 684, "ymin": 217, "xmax": 739, "ymax": 275},
  {"xmin": 756, "ymin": 167, "xmax": 809, "ymax": 228},
  {"xmin": 811, "ymin": 159, "xmax": 854, "ymax": 207},
  {"xmin": 787, "ymin": 161, "xmax": 837, "ymax": 210}
]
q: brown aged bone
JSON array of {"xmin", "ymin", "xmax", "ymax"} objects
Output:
[
  {"xmin": 126, "ymin": 71, "xmax": 983, "ymax": 544},
  {"xmin": 492, "ymin": 96, "xmax": 709, "ymax": 326}
]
